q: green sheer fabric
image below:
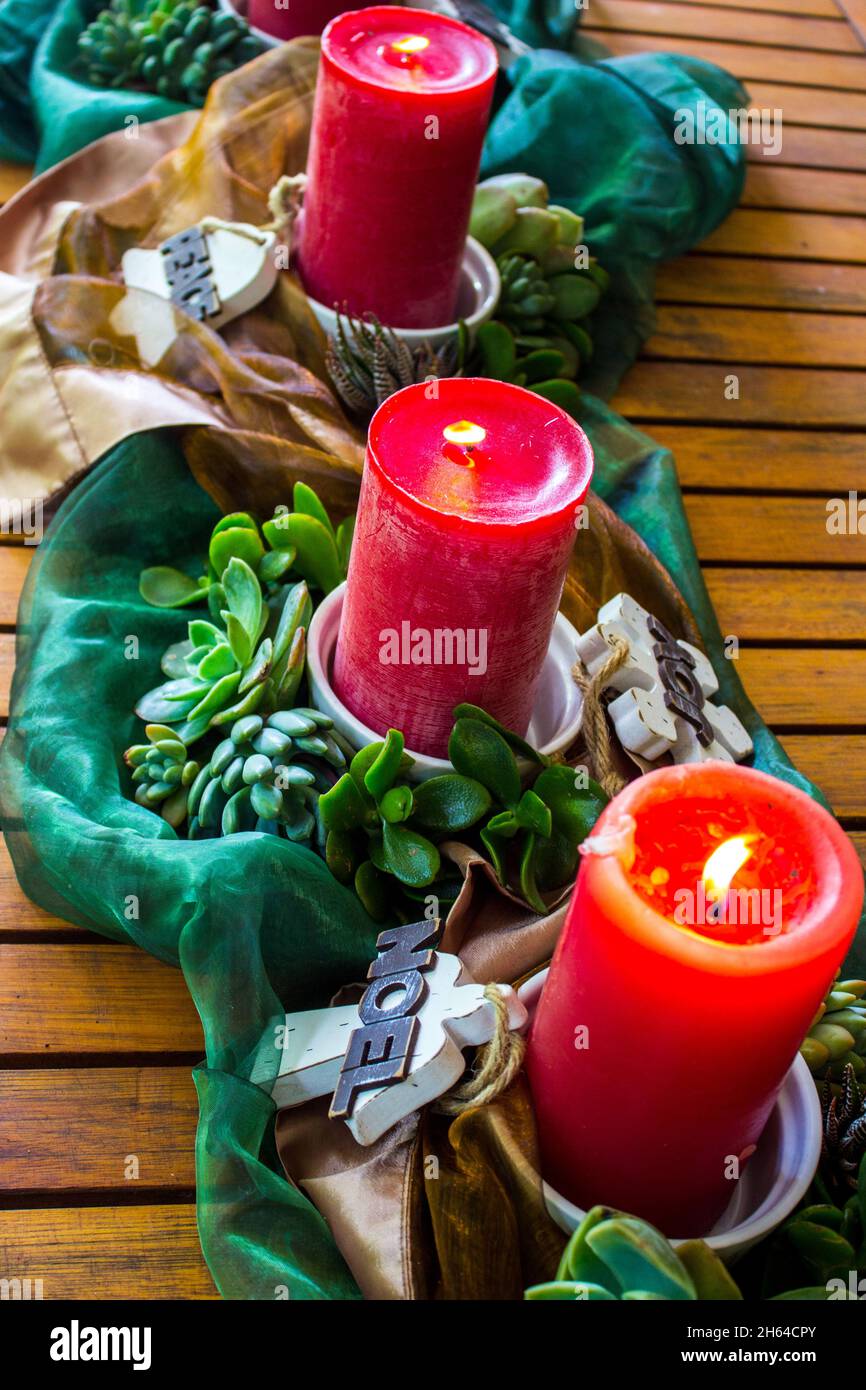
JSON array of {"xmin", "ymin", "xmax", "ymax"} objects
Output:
[{"xmin": 1, "ymin": 3, "xmax": 861, "ymax": 1300}]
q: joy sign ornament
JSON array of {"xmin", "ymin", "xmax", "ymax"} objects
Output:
[
  {"xmin": 250, "ymin": 919, "xmax": 527, "ymax": 1146},
  {"xmin": 575, "ymin": 593, "xmax": 753, "ymax": 766}
]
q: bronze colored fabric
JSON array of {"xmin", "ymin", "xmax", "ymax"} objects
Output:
[{"xmin": 421, "ymin": 1077, "xmax": 566, "ymax": 1300}]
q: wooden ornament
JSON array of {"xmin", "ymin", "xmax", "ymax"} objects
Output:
[
  {"xmin": 250, "ymin": 919, "xmax": 527, "ymax": 1146},
  {"xmin": 113, "ymin": 217, "xmax": 279, "ymax": 367},
  {"xmin": 575, "ymin": 592, "xmax": 753, "ymax": 765}
]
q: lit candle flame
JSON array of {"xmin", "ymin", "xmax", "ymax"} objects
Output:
[
  {"xmin": 443, "ymin": 420, "xmax": 487, "ymax": 447},
  {"xmin": 702, "ymin": 836, "xmax": 754, "ymax": 901},
  {"xmin": 391, "ymin": 35, "xmax": 430, "ymax": 54}
]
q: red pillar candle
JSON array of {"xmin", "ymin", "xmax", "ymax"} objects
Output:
[
  {"xmin": 525, "ymin": 762, "xmax": 863, "ymax": 1236},
  {"xmin": 333, "ymin": 378, "xmax": 593, "ymax": 757},
  {"xmin": 296, "ymin": 6, "xmax": 497, "ymax": 328},
  {"xmin": 248, "ymin": 0, "xmax": 350, "ymax": 41}
]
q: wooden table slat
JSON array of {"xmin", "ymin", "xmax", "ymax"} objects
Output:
[
  {"xmin": 684, "ymin": 494, "xmax": 866, "ymax": 564},
  {"xmin": 706, "ymin": 567, "xmax": 866, "ymax": 640},
  {"xmin": 613, "ymin": 362, "xmax": 866, "ymax": 427},
  {"xmin": 645, "ymin": 304, "xmax": 866, "ymax": 367},
  {"xmin": 779, "ymin": 735, "xmax": 866, "ymax": 814},
  {"xmin": 656, "ymin": 255, "xmax": 866, "ymax": 313},
  {"xmin": 0, "ymin": 944, "xmax": 203, "ymax": 1055},
  {"xmin": 0, "ymin": 1067, "xmax": 197, "ymax": 1192},
  {"xmin": 585, "ymin": 29, "xmax": 866, "ymax": 90},
  {"xmin": 588, "ymin": 1, "xmax": 861, "ymax": 52},
  {"xmin": 650, "ymin": 424, "xmax": 866, "ymax": 491},
  {"xmin": 0, "ymin": 1205, "xmax": 216, "ymax": 1299}
]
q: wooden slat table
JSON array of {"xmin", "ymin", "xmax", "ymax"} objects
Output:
[{"xmin": 1, "ymin": 0, "xmax": 865, "ymax": 1297}]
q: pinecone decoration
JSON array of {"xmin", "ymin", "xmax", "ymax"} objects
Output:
[
  {"xmin": 801, "ymin": 976, "xmax": 866, "ymax": 1079},
  {"xmin": 79, "ymin": 0, "xmax": 265, "ymax": 104},
  {"xmin": 186, "ymin": 709, "xmax": 351, "ymax": 843},
  {"xmin": 820, "ymin": 1064, "xmax": 866, "ymax": 1197},
  {"xmin": 326, "ymin": 311, "xmax": 462, "ymax": 418},
  {"xmin": 125, "ymin": 723, "xmax": 201, "ymax": 827}
]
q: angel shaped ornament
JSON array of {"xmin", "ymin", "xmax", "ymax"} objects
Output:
[{"xmin": 575, "ymin": 593, "xmax": 753, "ymax": 766}]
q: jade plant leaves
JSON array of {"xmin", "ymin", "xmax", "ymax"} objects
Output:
[
  {"xmin": 449, "ymin": 717, "xmax": 522, "ymax": 808},
  {"xmin": 373, "ymin": 823, "xmax": 441, "ymax": 889},
  {"xmin": 263, "ymin": 512, "xmax": 345, "ymax": 595},
  {"xmin": 209, "ymin": 525, "xmax": 265, "ymax": 579},
  {"xmin": 139, "ymin": 565, "xmax": 210, "ymax": 609},
  {"xmin": 412, "ymin": 775, "xmax": 492, "ymax": 834}
]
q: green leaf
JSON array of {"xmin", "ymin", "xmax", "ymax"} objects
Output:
[
  {"xmin": 379, "ymin": 785, "xmax": 414, "ymax": 824},
  {"xmin": 208, "ymin": 680, "xmax": 267, "ymax": 727},
  {"xmin": 480, "ymin": 809, "xmax": 518, "ymax": 884},
  {"xmin": 188, "ymin": 619, "xmax": 223, "ymax": 649},
  {"xmin": 209, "ymin": 525, "xmax": 265, "ymax": 579},
  {"xmin": 293, "ymin": 481, "xmax": 335, "ymax": 537},
  {"xmin": 239, "ymin": 638, "xmax": 273, "ymax": 695},
  {"xmin": 364, "ymin": 729, "xmax": 406, "ymax": 801},
  {"xmin": 197, "ymin": 643, "xmax": 237, "ymax": 681},
  {"xmin": 210, "ymin": 511, "xmax": 258, "ymax": 537},
  {"xmin": 411, "ymin": 774, "xmax": 492, "ymax": 834},
  {"xmin": 587, "ymin": 1219, "xmax": 697, "ymax": 1300},
  {"xmin": 376, "ymin": 823, "xmax": 440, "ymax": 888},
  {"xmin": 557, "ymin": 1207, "xmax": 619, "ymax": 1289},
  {"xmin": 514, "ymin": 789, "xmax": 552, "ymax": 837},
  {"xmin": 139, "ymin": 565, "xmax": 209, "ymax": 608},
  {"xmin": 449, "ymin": 717, "xmax": 521, "ymax": 808},
  {"xmin": 326, "ymin": 830, "xmax": 360, "ymax": 884},
  {"xmin": 319, "ymin": 773, "xmax": 372, "ymax": 832},
  {"xmin": 786, "ymin": 1221, "xmax": 857, "ymax": 1281},
  {"xmin": 675, "ymin": 1242, "xmax": 743, "ymax": 1301},
  {"xmin": 272, "ymin": 581, "xmax": 312, "ymax": 672},
  {"xmin": 452, "ymin": 703, "xmax": 547, "ymax": 765},
  {"xmin": 186, "ymin": 670, "xmax": 242, "ymax": 723},
  {"xmin": 354, "ymin": 860, "xmax": 391, "ymax": 922},
  {"xmin": 222, "ymin": 557, "xmax": 262, "ymax": 647},
  {"xmin": 263, "ymin": 513, "xmax": 343, "ymax": 594},
  {"xmin": 258, "ymin": 547, "xmax": 297, "ymax": 585},
  {"xmin": 532, "ymin": 378, "xmax": 581, "ymax": 415},
  {"xmin": 474, "ymin": 319, "xmax": 516, "ymax": 381},
  {"xmin": 350, "ymin": 740, "xmax": 412, "ymax": 791},
  {"xmin": 222, "ymin": 611, "xmax": 253, "ymax": 668},
  {"xmin": 533, "ymin": 764, "xmax": 608, "ymax": 836},
  {"xmin": 518, "ymin": 832, "xmax": 547, "ymax": 914},
  {"xmin": 524, "ymin": 1282, "xmax": 616, "ymax": 1301},
  {"xmin": 336, "ymin": 515, "xmax": 355, "ymax": 573}
]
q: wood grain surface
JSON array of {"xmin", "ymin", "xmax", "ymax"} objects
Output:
[{"xmin": 0, "ymin": 0, "xmax": 864, "ymax": 1301}]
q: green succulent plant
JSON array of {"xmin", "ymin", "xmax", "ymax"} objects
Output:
[
  {"xmin": 525, "ymin": 1205, "xmax": 742, "ymax": 1301},
  {"xmin": 185, "ymin": 708, "xmax": 351, "ymax": 842},
  {"xmin": 135, "ymin": 569, "xmax": 312, "ymax": 743},
  {"xmin": 326, "ymin": 311, "xmax": 464, "ymax": 418},
  {"xmin": 750, "ymin": 1145, "xmax": 866, "ymax": 1300},
  {"xmin": 801, "ymin": 976, "xmax": 866, "ymax": 1080},
  {"xmin": 138, "ymin": 484, "xmax": 353, "ymax": 613},
  {"xmin": 319, "ymin": 704, "xmax": 607, "ymax": 921},
  {"xmin": 78, "ymin": 0, "xmax": 265, "ymax": 105},
  {"xmin": 467, "ymin": 172, "xmax": 609, "ymax": 416},
  {"xmin": 124, "ymin": 722, "xmax": 201, "ymax": 826}
]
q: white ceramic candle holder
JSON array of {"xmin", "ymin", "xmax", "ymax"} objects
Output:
[
  {"xmin": 300, "ymin": 236, "xmax": 500, "ymax": 352},
  {"xmin": 518, "ymin": 968, "xmax": 822, "ymax": 1264},
  {"xmin": 307, "ymin": 581, "xmax": 584, "ymax": 781}
]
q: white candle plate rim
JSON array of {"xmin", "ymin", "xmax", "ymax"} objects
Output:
[
  {"xmin": 307, "ymin": 581, "xmax": 584, "ymax": 781},
  {"xmin": 518, "ymin": 967, "xmax": 823, "ymax": 1264}
]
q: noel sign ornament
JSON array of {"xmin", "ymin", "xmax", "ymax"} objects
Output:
[
  {"xmin": 115, "ymin": 218, "xmax": 279, "ymax": 365},
  {"xmin": 250, "ymin": 919, "xmax": 527, "ymax": 1146},
  {"xmin": 575, "ymin": 593, "xmax": 753, "ymax": 766}
]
